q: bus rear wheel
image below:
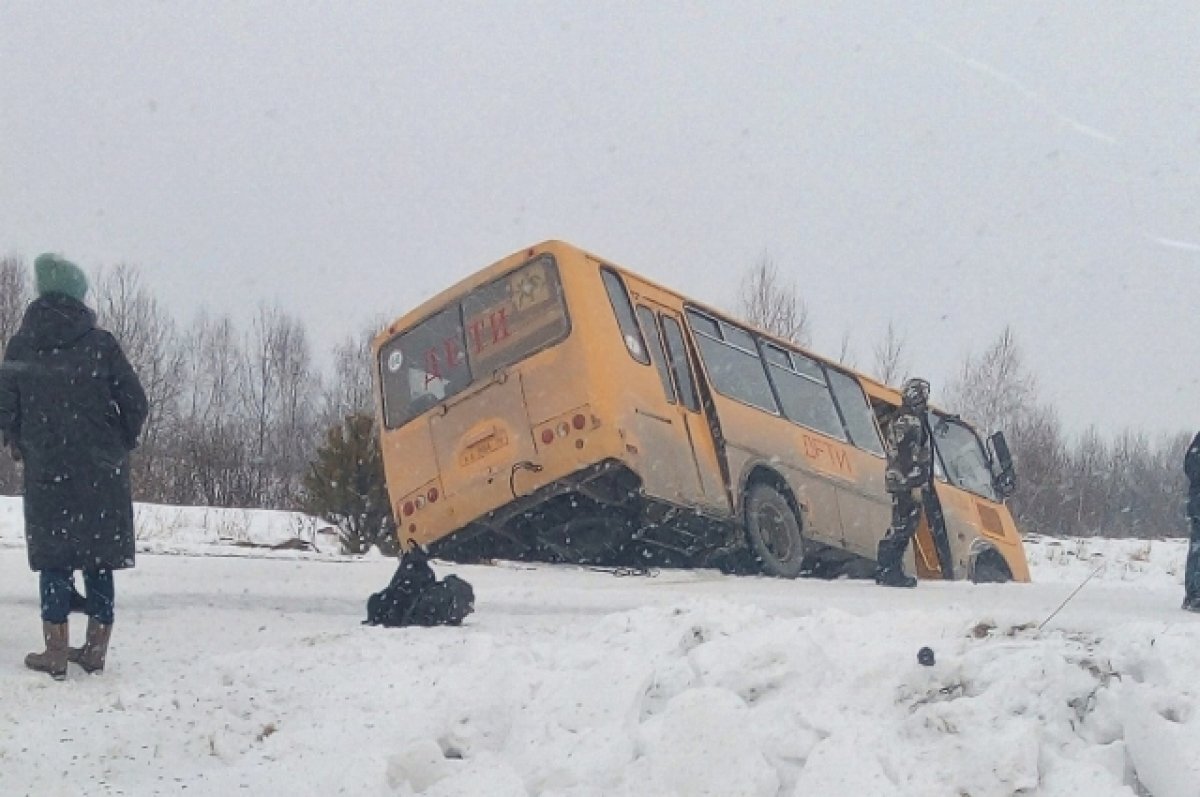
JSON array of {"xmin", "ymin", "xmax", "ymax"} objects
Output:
[{"xmin": 744, "ymin": 482, "xmax": 807, "ymax": 578}]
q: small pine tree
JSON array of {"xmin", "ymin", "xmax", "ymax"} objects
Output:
[{"xmin": 302, "ymin": 413, "xmax": 398, "ymax": 555}]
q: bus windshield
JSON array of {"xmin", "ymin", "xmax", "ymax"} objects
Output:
[
  {"xmin": 929, "ymin": 413, "xmax": 997, "ymax": 501},
  {"xmin": 378, "ymin": 255, "xmax": 569, "ymax": 428}
]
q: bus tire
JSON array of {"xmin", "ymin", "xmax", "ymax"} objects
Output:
[
  {"xmin": 743, "ymin": 482, "xmax": 807, "ymax": 578},
  {"xmin": 970, "ymin": 548, "xmax": 1012, "ymax": 584}
]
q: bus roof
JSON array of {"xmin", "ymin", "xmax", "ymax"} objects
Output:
[
  {"xmin": 372, "ymin": 240, "xmax": 585, "ymax": 351},
  {"xmin": 371, "ymin": 239, "xmax": 966, "ymax": 424}
]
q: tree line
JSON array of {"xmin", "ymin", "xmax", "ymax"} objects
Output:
[{"xmin": 1, "ymin": 253, "xmax": 1193, "ymax": 544}]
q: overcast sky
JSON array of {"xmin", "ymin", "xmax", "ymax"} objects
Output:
[{"xmin": 3, "ymin": 3, "xmax": 1198, "ymax": 437}]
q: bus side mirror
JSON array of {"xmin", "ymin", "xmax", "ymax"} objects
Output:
[{"xmin": 989, "ymin": 431, "xmax": 1017, "ymax": 499}]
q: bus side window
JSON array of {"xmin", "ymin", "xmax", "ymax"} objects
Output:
[
  {"xmin": 765, "ymin": 348, "xmax": 842, "ymax": 437},
  {"xmin": 686, "ymin": 309, "xmax": 779, "ymax": 414},
  {"xmin": 660, "ymin": 315, "xmax": 701, "ymax": 412},
  {"xmin": 601, "ymin": 268, "xmax": 650, "ymax": 365},
  {"xmin": 825, "ymin": 368, "xmax": 885, "ymax": 456},
  {"xmin": 636, "ymin": 305, "xmax": 677, "ymax": 404}
]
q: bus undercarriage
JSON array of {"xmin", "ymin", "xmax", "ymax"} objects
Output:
[
  {"xmin": 428, "ymin": 459, "xmax": 732, "ymax": 568},
  {"xmin": 425, "ymin": 459, "xmax": 872, "ymax": 578}
]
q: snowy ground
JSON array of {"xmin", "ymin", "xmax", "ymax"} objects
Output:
[{"xmin": 2, "ymin": 498, "xmax": 1199, "ymax": 796}]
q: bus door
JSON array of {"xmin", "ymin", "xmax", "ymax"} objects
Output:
[
  {"xmin": 911, "ymin": 488, "xmax": 954, "ymax": 580},
  {"xmin": 633, "ymin": 302, "xmax": 729, "ymax": 513}
]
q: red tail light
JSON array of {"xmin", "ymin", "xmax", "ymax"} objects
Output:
[
  {"xmin": 541, "ymin": 429, "xmax": 555, "ymax": 444},
  {"xmin": 402, "ymin": 501, "xmax": 414, "ymax": 516},
  {"xmin": 572, "ymin": 414, "xmax": 586, "ymax": 430},
  {"xmin": 427, "ymin": 487, "xmax": 439, "ymax": 503}
]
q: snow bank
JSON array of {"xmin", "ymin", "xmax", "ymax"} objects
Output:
[
  {"xmin": 0, "ymin": 495, "xmax": 342, "ymax": 557},
  {"xmin": 1025, "ymin": 533, "xmax": 1188, "ymax": 590},
  {"xmin": 2, "ymin": 497, "xmax": 1199, "ymax": 794}
]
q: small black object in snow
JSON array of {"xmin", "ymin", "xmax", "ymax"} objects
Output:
[
  {"xmin": 917, "ymin": 646, "xmax": 935, "ymax": 666},
  {"xmin": 365, "ymin": 543, "xmax": 475, "ymax": 628}
]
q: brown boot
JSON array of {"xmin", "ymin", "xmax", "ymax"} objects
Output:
[
  {"xmin": 68, "ymin": 618, "xmax": 113, "ymax": 674},
  {"xmin": 25, "ymin": 621, "xmax": 69, "ymax": 680}
]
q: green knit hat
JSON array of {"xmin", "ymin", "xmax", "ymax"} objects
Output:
[{"xmin": 34, "ymin": 253, "xmax": 89, "ymax": 301}]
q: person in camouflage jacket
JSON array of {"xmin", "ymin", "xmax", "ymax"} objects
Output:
[{"xmin": 875, "ymin": 377, "xmax": 933, "ymax": 588}]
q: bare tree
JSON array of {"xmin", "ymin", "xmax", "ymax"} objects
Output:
[
  {"xmin": 320, "ymin": 318, "xmax": 386, "ymax": 428},
  {"xmin": 835, "ymin": 328, "xmax": 856, "ymax": 368},
  {"xmin": 176, "ymin": 312, "xmax": 252, "ymax": 507},
  {"xmin": 942, "ymin": 326, "xmax": 1036, "ymax": 436},
  {"xmin": 1006, "ymin": 402, "xmax": 1067, "ymax": 535},
  {"xmin": 871, "ymin": 320, "xmax": 909, "ymax": 386},
  {"xmin": 0, "ymin": 255, "xmax": 29, "ymax": 343},
  {"xmin": 241, "ymin": 304, "xmax": 318, "ymax": 507},
  {"xmin": 736, "ymin": 254, "xmax": 811, "ymax": 346},
  {"xmin": 92, "ymin": 264, "xmax": 185, "ymax": 502},
  {"xmin": 0, "ymin": 255, "xmax": 28, "ymax": 494}
]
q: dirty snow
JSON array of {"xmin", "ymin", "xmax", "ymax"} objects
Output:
[{"xmin": 1, "ymin": 497, "xmax": 1198, "ymax": 796}]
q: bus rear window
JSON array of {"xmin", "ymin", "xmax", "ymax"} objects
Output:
[
  {"xmin": 379, "ymin": 307, "xmax": 472, "ymax": 428},
  {"xmin": 379, "ymin": 255, "xmax": 569, "ymax": 428}
]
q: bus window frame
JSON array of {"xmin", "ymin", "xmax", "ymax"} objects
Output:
[
  {"xmin": 684, "ymin": 306, "xmax": 781, "ymax": 416},
  {"xmin": 823, "ymin": 365, "xmax": 886, "ymax": 457},
  {"xmin": 636, "ymin": 304, "xmax": 679, "ymax": 405},
  {"xmin": 761, "ymin": 344, "xmax": 847, "ymax": 442},
  {"xmin": 378, "ymin": 254, "xmax": 573, "ymax": 430},
  {"xmin": 660, "ymin": 314, "xmax": 702, "ymax": 413},
  {"xmin": 600, "ymin": 267, "xmax": 651, "ymax": 366},
  {"xmin": 928, "ymin": 412, "xmax": 999, "ymax": 502}
]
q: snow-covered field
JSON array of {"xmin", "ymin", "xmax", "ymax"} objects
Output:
[{"xmin": 2, "ymin": 497, "xmax": 1198, "ymax": 796}]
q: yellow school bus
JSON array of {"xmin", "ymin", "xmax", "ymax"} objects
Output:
[{"xmin": 373, "ymin": 240, "xmax": 1029, "ymax": 582}]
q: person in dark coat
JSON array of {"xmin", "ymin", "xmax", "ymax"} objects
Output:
[
  {"xmin": 0, "ymin": 254, "xmax": 148, "ymax": 679},
  {"xmin": 875, "ymin": 377, "xmax": 934, "ymax": 588},
  {"xmin": 1183, "ymin": 432, "xmax": 1200, "ymax": 612}
]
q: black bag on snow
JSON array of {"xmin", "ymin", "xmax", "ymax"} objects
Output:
[
  {"xmin": 364, "ymin": 545, "xmax": 474, "ymax": 627},
  {"xmin": 404, "ymin": 574, "xmax": 475, "ymax": 627}
]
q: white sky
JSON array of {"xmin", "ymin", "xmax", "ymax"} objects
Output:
[
  {"xmin": 3, "ymin": 499, "xmax": 1200, "ymax": 794},
  {"xmin": 3, "ymin": 3, "xmax": 1198, "ymax": 437}
]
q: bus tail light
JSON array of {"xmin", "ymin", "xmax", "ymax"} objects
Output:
[
  {"xmin": 400, "ymin": 481, "xmax": 442, "ymax": 519},
  {"xmin": 536, "ymin": 406, "xmax": 597, "ymax": 450}
]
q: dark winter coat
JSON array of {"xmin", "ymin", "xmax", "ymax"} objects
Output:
[
  {"xmin": 0, "ymin": 294, "xmax": 148, "ymax": 571},
  {"xmin": 1185, "ymin": 432, "xmax": 1200, "ymax": 521},
  {"xmin": 884, "ymin": 407, "xmax": 933, "ymax": 494}
]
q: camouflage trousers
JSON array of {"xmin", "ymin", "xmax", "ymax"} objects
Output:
[{"xmin": 877, "ymin": 487, "xmax": 927, "ymax": 571}]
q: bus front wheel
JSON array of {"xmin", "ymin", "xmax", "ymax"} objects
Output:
[
  {"xmin": 970, "ymin": 548, "xmax": 1013, "ymax": 584},
  {"xmin": 744, "ymin": 482, "xmax": 807, "ymax": 578}
]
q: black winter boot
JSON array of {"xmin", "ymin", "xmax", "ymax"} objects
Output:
[
  {"xmin": 25, "ymin": 621, "xmax": 69, "ymax": 680},
  {"xmin": 874, "ymin": 538, "xmax": 917, "ymax": 588},
  {"xmin": 874, "ymin": 566, "xmax": 918, "ymax": 588}
]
